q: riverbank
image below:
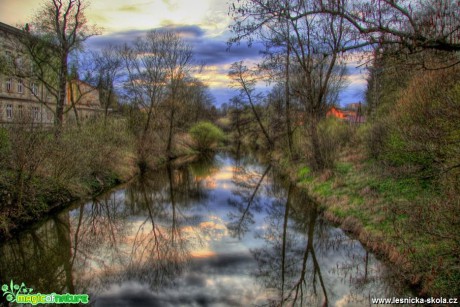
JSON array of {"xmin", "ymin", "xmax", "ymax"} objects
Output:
[
  {"xmin": 0, "ymin": 152, "xmax": 139, "ymax": 240},
  {"xmin": 279, "ymin": 146, "xmax": 459, "ymax": 297},
  {"xmin": 0, "ymin": 148, "xmax": 209, "ymax": 241},
  {"xmin": 0, "ymin": 119, "xmax": 140, "ymax": 241},
  {"xmin": 0, "ymin": 118, "xmax": 224, "ymax": 241}
]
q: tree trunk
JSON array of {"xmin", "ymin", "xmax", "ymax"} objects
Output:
[
  {"xmin": 69, "ymin": 83, "xmax": 81, "ymax": 128},
  {"xmin": 309, "ymin": 115, "xmax": 323, "ymax": 171},
  {"xmin": 166, "ymin": 107, "xmax": 175, "ymax": 159},
  {"xmin": 285, "ymin": 13, "xmax": 293, "ymax": 160},
  {"xmin": 56, "ymin": 53, "xmax": 68, "ymax": 134}
]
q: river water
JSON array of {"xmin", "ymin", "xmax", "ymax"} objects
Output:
[{"xmin": 0, "ymin": 153, "xmax": 404, "ymax": 306}]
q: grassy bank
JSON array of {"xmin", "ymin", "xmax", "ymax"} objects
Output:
[
  {"xmin": 0, "ymin": 158, "xmax": 137, "ymax": 240},
  {"xmin": 0, "ymin": 119, "xmax": 226, "ymax": 240},
  {"xmin": 283, "ymin": 146, "xmax": 459, "ymax": 297},
  {"xmin": 0, "ymin": 119, "xmax": 139, "ymax": 240}
]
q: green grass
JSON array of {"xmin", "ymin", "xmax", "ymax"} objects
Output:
[
  {"xmin": 293, "ymin": 148, "xmax": 459, "ymax": 297},
  {"xmin": 335, "ymin": 162, "xmax": 352, "ymax": 175},
  {"xmin": 297, "ymin": 165, "xmax": 313, "ymax": 183},
  {"xmin": 313, "ymin": 180, "xmax": 333, "ymax": 197}
]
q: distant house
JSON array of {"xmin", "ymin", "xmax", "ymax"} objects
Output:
[
  {"xmin": 66, "ymin": 79, "xmax": 103, "ymax": 122},
  {"xmin": 0, "ymin": 21, "xmax": 103, "ymax": 126},
  {"xmin": 326, "ymin": 102, "xmax": 365, "ymax": 124},
  {"xmin": 327, "ymin": 106, "xmax": 346, "ymax": 119}
]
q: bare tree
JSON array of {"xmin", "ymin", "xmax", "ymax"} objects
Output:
[
  {"xmin": 64, "ymin": 62, "xmax": 100, "ymax": 127},
  {"xmin": 120, "ymin": 34, "xmax": 166, "ymax": 168},
  {"xmin": 161, "ymin": 33, "xmax": 195, "ymax": 158},
  {"xmin": 121, "ymin": 31, "xmax": 198, "ymax": 165},
  {"xmin": 18, "ymin": 0, "xmax": 98, "ymax": 132},
  {"xmin": 230, "ymin": 0, "xmax": 349, "ymax": 169},
  {"xmin": 229, "ymin": 61, "xmax": 274, "ymax": 148},
  {"xmin": 91, "ymin": 46, "xmax": 123, "ymax": 123},
  {"xmin": 317, "ymin": 0, "xmax": 460, "ymax": 54}
]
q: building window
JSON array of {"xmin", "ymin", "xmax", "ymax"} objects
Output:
[
  {"xmin": 5, "ymin": 51, "xmax": 13, "ymax": 66},
  {"xmin": 18, "ymin": 105, "xmax": 23, "ymax": 118},
  {"xmin": 6, "ymin": 104, "xmax": 13, "ymax": 119},
  {"xmin": 6, "ymin": 78, "xmax": 12, "ymax": 92},
  {"xmin": 45, "ymin": 88, "xmax": 52, "ymax": 101},
  {"xmin": 46, "ymin": 110, "xmax": 53, "ymax": 121},
  {"xmin": 17, "ymin": 79, "xmax": 24, "ymax": 93},
  {"xmin": 32, "ymin": 107, "xmax": 40, "ymax": 121},
  {"xmin": 31, "ymin": 82, "xmax": 38, "ymax": 96},
  {"xmin": 16, "ymin": 57, "xmax": 24, "ymax": 70}
]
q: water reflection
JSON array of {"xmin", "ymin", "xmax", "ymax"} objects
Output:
[{"xmin": 0, "ymin": 153, "xmax": 403, "ymax": 306}]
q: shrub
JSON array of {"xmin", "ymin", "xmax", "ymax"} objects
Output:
[
  {"xmin": 46, "ymin": 118, "xmax": 133, "ymax": 191},
  {"xmin": 0, "ymin": 128, "xmax": 10, "ymax": 168},
  {"xmin": 383, "ymin": 67, "xmax": 460, "ymax": 178},
  {"xmin": 361, "ymin": 120, "xmax": 389, "ymax": 160},
  {"xmin": 309, "ymin": 117, "xmax": 353, "ymax": 170},
  {"xmin": 189, "ymin": 121, "xmax": 225, "ymax": 152}
]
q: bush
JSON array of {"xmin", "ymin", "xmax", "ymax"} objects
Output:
[
  {"xmin": 0, "ymin": 128, "xmax": 10, "ymax": 168},
  {"xmin": 310, "ymin": 117, "xmax": 353, "ymax": 170},
  {"xmin": 361, "ymin": 120, "xmax": 389, "ymax": 160},
  {"xmin": 382, "ymin": 67, "xmax": 460, "ymax": 178},
  {"xmin": 46, "ymin": 118, "xmax": 133, "ymax": 191},
  {"xmin": 189, "ymin": 121, "xmax": 225, "ymax": 152}
]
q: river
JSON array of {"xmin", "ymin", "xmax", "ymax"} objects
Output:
[{"xmin": 0, "ymin": 152, "xmax": 406, "ymax": 306}]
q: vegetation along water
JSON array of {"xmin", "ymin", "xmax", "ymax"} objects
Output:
[{"xmin": 0, "ymin": 0, "xmax": 459, "ymax": 304}]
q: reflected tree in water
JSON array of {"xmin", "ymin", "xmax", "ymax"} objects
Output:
[
  {"xmin": 226, "ymin": 162, "xmax": 271, "ymax": 239},
  {"xmin": 251, "ymin": 182, "xmax": 397, "ymax": 306},
  {"xmin": 0, "ymin": 154, "xmax": 402, "ymax": 306},
  {"xmin": 87, "ymin": 163, "xmax": 206, "ymax": 295},
  {"xmin": 250, "ymin": 184, "xmax": 330, "ymax": 306}
]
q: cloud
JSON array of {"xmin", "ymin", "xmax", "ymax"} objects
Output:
[
  {"xmin": 87, "ymin": 25, "xmax": 263, "ymax": 70},
  {"xmin": 86, "ymin": 24, "xmax": 369, "ymax": 107},
  {"xmin": 189, "ymin": 252, "xmax": 255, "ymax": 275},
  {"xmin": 118, "ymin": 5, "xmax": 143, "ymax": 13},
  {"xmin": 93, "ymin": 253, "xmax": 265, "ymax": 307},
  {"xmin": 89, "ymin": 22, "xmax": 262, "ymax": 58},
  {"xmin": 96, "ymin": 282, "xmax": 163, "ymax": 307},
  {"xmin": 84, "ymin": 21, "xmax": 266, "ymax": 106}
]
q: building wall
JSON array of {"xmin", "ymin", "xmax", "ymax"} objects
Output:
[{"xmin": 0, "ymin": 21, "xmax": 102, "ymax": 127}]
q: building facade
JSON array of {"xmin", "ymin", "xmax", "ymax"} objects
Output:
[{"xmin": 0, "ymin": 21, "xmax": 102, "ymax": 127}]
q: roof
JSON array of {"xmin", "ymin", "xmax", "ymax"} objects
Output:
[{"xmin": 0, "ymin": 21, "xmax": 23, "ymax": 36}]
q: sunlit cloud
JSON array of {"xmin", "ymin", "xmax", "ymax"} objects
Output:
[
  {"xmin": 87, "ymin": 0, "xmax": 230, "ymax": 35},
  {"xmin": 0, "ymin": 0, "xmax": 368, "ymax": 106},
  {"xmin": 196, "ymin": 65, "xmax": 232, "ymax": 88},
  {"xmin": 190, "ymin": 250, "xmax": 216, "ymax": 258},
  {"xmin": 346, "ymin": 73, "xmax": 368, "ymax": 86}
]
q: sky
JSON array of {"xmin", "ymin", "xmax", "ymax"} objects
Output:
[{"xmin": 0, "ymin": 0, "xmax": 367, "ymax": 107}]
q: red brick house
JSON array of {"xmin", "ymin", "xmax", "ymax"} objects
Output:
[{"xmin": 326, "ymin": 103, "xmax": 365, "ymax": 124}]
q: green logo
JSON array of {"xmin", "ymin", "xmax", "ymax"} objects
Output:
[
  {"xmin": 2, "ymin": 280, "xmax": 89, "ymax": 305},
  {"xmin": 1, "ymin": 280, "xmax": 33, "ymax": 303}
]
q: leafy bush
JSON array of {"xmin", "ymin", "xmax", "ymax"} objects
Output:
[{"xmin": 189, "ymin": 121, "xmax": 225, "ymax": 152}]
